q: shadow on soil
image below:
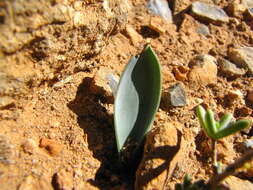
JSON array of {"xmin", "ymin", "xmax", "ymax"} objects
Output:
[
  {"xmin": 68, "ymin": 77, "xmax": 135, "ymax": 189},
  {"xmin": 68, "ymin": 77, "xmax": 182, "ymax": 189}
]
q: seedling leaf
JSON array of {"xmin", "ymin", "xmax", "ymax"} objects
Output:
[
  {"xmin": 215, "ymin": 119, "xmax": 251, "ymax": 139},
  {"xmin": 218, "ymin": 113, "xmax": 233, "ymax": 130},
  {"xmin": 205, "ymin": 109, "xmax": 217, "ymax": 135},
  {"xmin": 196, "ymin": 106, "xmax": 213, "ymax": 138},
  {"xmin": 114, "ymin": 45, "xmax": 162, "ymax": 153}
]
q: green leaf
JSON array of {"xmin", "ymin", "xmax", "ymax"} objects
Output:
[
  {"xmin": 205, "ymin": 109, "xmax": 217, "ymax": 135},
  {"xmin": 114, "ymin": 45, "xmax": 162, "ymax": 153},
  {"xmin": 196, "ymin": 106, "xmax": 211, "ymax": 137},
  {"xmin": 218, "ymin": 113, "xmax": 233, "ymax": 130},
  {"xmin": 215, "ymin": 119, "xmax": 251, "ymax": 139}
]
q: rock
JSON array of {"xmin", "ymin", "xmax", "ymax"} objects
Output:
[
  {"xmin": 0, "ymin": 73, "xmax": 24, "ymax": 96},
  {"xmin": 0, "ymin": 135, "xmax": 15, "ymax": 165},
  {"xmin": 22, "ymin": 139, "xmax": 37, "ymax": 154},
  {"xmin": 0, "ymin": 96, "xmax": 14, "ymax": 109},
  {"xmin": 246, "ymin": 8, "xmax": 253, "ymax": 20},
  {"xmin": 39, "ymin": 138, "xmax": 63, "ymax": 156},
  {"xmin": 73, "ymin": 11, "xmax": 88, "ymax": 27},
  {"xmin": 172, "ymin": 66, "xmax": 189, "ymax": 81},
  {"xmin": 18, "ymin": 175, "xmax": 53, "ymax": 190},
  {"xmin": 191, "ymin": 2, "xmax": 229, "ymax": 24},
  {"xmin": 188, "ymin": 54, "xmax": 218, "ymax": 87},
  {"xmin": 196, "ymin": 24, "xmax": 210, "ymax": 36},
  {"xmin": 218, "ymin": 58, "xmax": 246, "ymax": 78},
  {"xmin": 222, "ymin": 176, "xmax": 253, "ymax": 190},
  {"xmin": 125, "ymin": 25, "xmax": 143, "ymax": 45},
  {"xmin": 89, "ymin": 67, "xmax": 119, "ymax": 103},
  {"xmin": 224, "ymin": 90, "xmax": 245, "ymax": 106},
  {"xmin": 244, "ymin": 139, "xmax": 253, "ymax": 148},
  {"xmin": 147, "ymin": 0, "xmax": 173, "ymax": 22},
  {"xmin": 135, "ymin": 122, "xmax": 185, "ymax": 190},
  {"xmin": 242, "ymin": 0, "xmax": 253, "ymax": 8},
  {"xmin": 164, "ymin": 83, "xmax": 187, "ymax": 107},
  {"xmin": 229, "ymin": 47, "xmax": 253, "ymax": 75},
  {"xmin": 179, "ymin": 15, "xmax": 201, "ymax": 43},
  {"xmin": 53, "ymin": 76, "xmax": 73, "ymax": 89},
  {"xmin": 54, "ymin": 169, "xmax": 73, "ymax": 190},
  {"xmin": 149, "ymin": 16, "xmax": 173, "ymax": 34},
  {"xmin": 247, "ymin": 90, "xmax": 253, "ymax": 104},
  {"xmin": 227, "ymin": 1, "xmax": 247, "ymax": 18}
]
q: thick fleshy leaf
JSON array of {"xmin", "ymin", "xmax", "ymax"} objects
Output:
[
  {"xmin": 196, "ymin": 106, "xmax": 211, "ymax": 137},
  {"xmin": 218, "ymin": 113, "xmax": 233, "ymax": 130},
  {"xmin": 114, "ymin": 46, "xmax": 162, "ymax": 153},
  {"xmin": 215, "ymin": 119, "xmax": 251, "ymax": 139},
  {"xmin": 205, "ymin": 109, "xmax": 217, "ymax": 135}
]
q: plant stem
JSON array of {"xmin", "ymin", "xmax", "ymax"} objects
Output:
[
  {"xmin": 208, "ymin": 149, "xmax": 253, "ymax": 190},
  {"xmin": 212, "ymin": 139, "xmax": 217, "ymax": 174}
]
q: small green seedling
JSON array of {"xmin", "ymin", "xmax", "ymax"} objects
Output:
[
  {"xmin": 196, "ymin": 105, "xmax": 251, "ymax": 173},
  {"xmin": 196, "ymin": 105, "xmax": 250, "ymax": 140}
]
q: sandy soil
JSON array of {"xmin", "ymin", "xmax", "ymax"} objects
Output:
[{"xmin": 1, "ymin": 0, "xmax": 253, "ymax": 190}]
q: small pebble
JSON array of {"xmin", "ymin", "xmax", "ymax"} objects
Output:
[
  {"xmin": 54, "ymin": 169, "xmax": 73, "ymax": 190},
  {"xmin": 39, "ymin": 138, "xmax": 63, "ymax": 156},
  {"xmin": 147, "ymin": 0, "xmax": 173, "ymax": 22},
  {"xmin": 218, "ymin": 58, "xmax": 246, "ymax": 78},
  {"xmin": 188, "ymin": 54, "xmax": 218, "ymax": 87},
  {"xmin": 227, "ymin": 2, "xmax": 246, "ymax": 18},
  {"xmin": 125, "ymin": 24, "xmax": 143, "ymax": 45},
  {"xmin": 191, "ymin": 1, "xmax": 229, "ymax": 24},
  {"xmin": 172, "ymin": 66, "xmax": 189, "ymax": 81},
  {"xmin": 196, "ymin": 24, "xmax": 210, "ymax": 36},
  {"xmin": 22, "ymin": 139, "xmax": 37, "ymax": 154},
  {"xmin": 244, "ymin": 139, "xmax": 253, "ymax": 148},
  {"xmin": 229, "ymin": 47, "xmax": 253, "ymax": 75},
  {"xmin": 246, "ymin": 8, "xmax": 253, "ymax": 20},
  {"xmin": 247, "ymin": 90, "xmax": 253, "ymax": 104},
  {"xmin": 18, "ymin": 175, "xmax": 53, "ymax": 190},
  {"xmin": 166, "ymin": 83, "xmax": 187, "ymax": 107},
  {"xmin": 149, "ymin": 16, "xmax": 171, "ymax": 34},
  {"xmin": 224, "ymin": 90, "xmax": 245, "ymax": 106},
  {"xmin": 89, "ymin": 67, "xmax": 117, "ymax": 103},
  {"xmin": 0, "ymin": 96, "xmax": 14, "ymax": 109},
  {"xmin": 73, "ymin": 11, "xmax": 87, "ymax": 27}
]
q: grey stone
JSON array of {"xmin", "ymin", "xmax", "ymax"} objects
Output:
[
  {"xmin": 229, "ymin": 47, "xmax": 253, "ymax": 75},
  {"xmin": 218, "ymin": 58, "xmax": 246, "ymax": 77},
  {"xmin": 191, "ymin": 1, "xmax": 229, "ymax": 24},
  {"xmin": 167, "ymin": 83, "xmax": 187, "ymax": 107},
  {"xmin": 244, "ymin": 139, "xmax": 253, "ymax": 148},
  {"xmin": 246, "ymin": 8, "xmax": 253, "ymax": 19},
  {"xmin": 196, "ymin": 24, "xmax": 210, "ymax": 36},
  {"xmin": 147, "ymin": 0, "xmax": 173, "ymax": 23}
]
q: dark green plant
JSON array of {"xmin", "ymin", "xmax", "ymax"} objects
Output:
[{"xmin": 114, "ymin": 45, "xmax": 162, "ymax": 156}]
